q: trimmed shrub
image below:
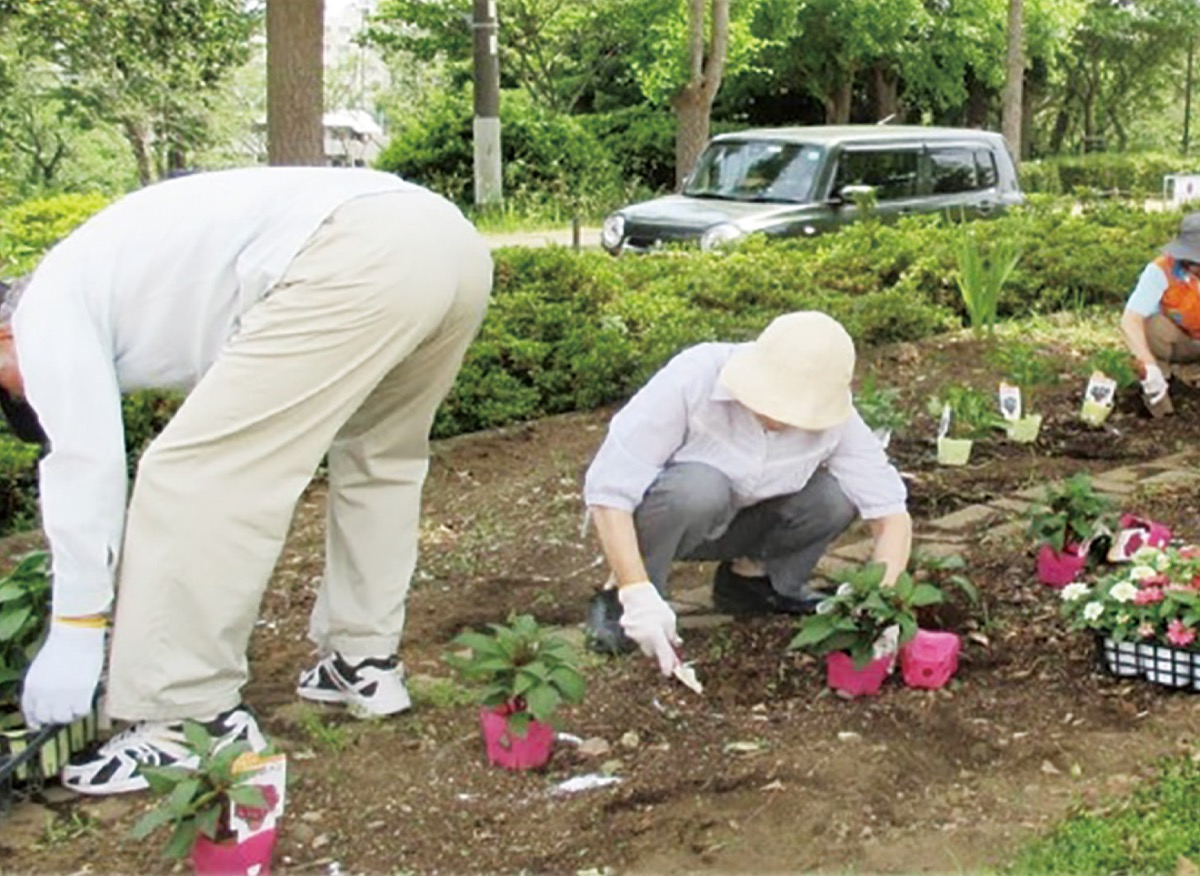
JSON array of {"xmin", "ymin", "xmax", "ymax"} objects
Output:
[
  {"xmin": 1022, "ymin": 152, "xmax": 1200, "ymax": 199},
  {"xmin": 0, "ymin": 193, "xmax": 109, "ymax": 276}
]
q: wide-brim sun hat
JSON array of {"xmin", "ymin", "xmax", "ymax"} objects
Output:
[
  {"xmin": 1162, "ymin": 212, "xmax": 1200, "ymax": 264},
  {"xmin": 718, "ymin": 311, "xmax": 855, "ymax": 430}
]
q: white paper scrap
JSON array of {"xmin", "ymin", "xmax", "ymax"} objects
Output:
[{"xmin": 551, "ymin": 774, "xmax": 623, "ymax": 795}]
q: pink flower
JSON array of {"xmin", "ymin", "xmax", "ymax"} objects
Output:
[
  {"xmin": 1166, "ymin": 619, "xmax": 1196, "ymax": 648},
  {"xmin": 1140, "ymin": 573, "xmax": 1169, "ymax": 588},
  {"xmin": 1180, "ymin": 546, "xmax": 1200, "ymax": 559},
  {"xmin": 1134, "ymin": 587, "xmax": 1165, "ymax": 605}
]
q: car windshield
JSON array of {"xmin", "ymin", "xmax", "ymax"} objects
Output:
[{"xmin": 684, "ymin": 140, "xmax": 824, "ymax": 203}]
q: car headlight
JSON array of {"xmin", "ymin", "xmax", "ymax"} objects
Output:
[
  {"xmin": 601, "ymin": 214, "xmax": 625, "ymax": 252},
  {"xmin": 700, "ymin": 223, "xmax": 746, "ymax": 252}
]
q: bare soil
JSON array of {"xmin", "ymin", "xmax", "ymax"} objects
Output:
[{"xmin": 3, "ymin": 330, "xmax": 1200, "ymax": 875}]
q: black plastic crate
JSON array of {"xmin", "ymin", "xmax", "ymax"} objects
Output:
[{"xmin": 0, "ymin": 713, "xmax": 99, "ymax": 814}]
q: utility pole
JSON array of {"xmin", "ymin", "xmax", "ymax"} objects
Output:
[{"xmin": 472, "ymin": 0, "xmax": 502, "ymax": 206}]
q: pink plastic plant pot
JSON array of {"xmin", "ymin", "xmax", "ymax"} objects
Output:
[
  {"xmin": 191, "ymin": 828, "xmax": 277, "ymax": 876},
  {"xmin": 1035, "ymin": 543, "xmax": 1087, "ymax": 587},
  {"xmin": 824, "ymin": 651, "xmax": 894, "ymax": 698},
  {"xmin": 899, "ymin": 630, "xmax": 961, "ymax": 690},
  {"xmin": 1117, "ymin": 514, "xmax": 1172, "ymax": 550},
  {"xmin": 479, "ymin": 705, "xmax": 555, "ymax": 771}
]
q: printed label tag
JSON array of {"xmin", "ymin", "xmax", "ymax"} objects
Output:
[{"xmin": 998, "ymin": 381, "xmax": 1022, "ymax": 421}]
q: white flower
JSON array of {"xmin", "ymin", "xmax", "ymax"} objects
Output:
[
  {"xmin": 1129, "ymin": 565, "xmax": 1158, "ymax": 581},
  {"xmin": 1109, "ymin": 581, "xmax": 1138, "ymax": 603},
  {"xmin": 836, "ymin": 582, "xmax": 853, "ymax": 597},
  {"xmin": 1132, "ymin": 546, "xmax": 1169, "ymax": 571},
  {"xmin": 815, "ymin": 599, "xmax": 834, "ymax": 615},
  {"xmin": 1061, "ymin": 583, "xmax": 1090, "ymax": 602},
  {"xmin": 1083, "ymin": 602, "xmax": 1104, "ymax": 622}
]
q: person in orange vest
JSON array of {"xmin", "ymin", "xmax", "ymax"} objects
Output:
[{"xmin": 1120, "ymin": 213, "xmax": 1200, "ymax": 415}]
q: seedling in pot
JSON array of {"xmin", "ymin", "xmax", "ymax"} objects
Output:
[
  {"xmin": 445, "ymin": 613, "xmax": 586, "ymax": 770},
  {"xmin": 0, "ymin": 552, "xmax": 51, "ymax": 712},
  {"xmin": 928, "ymin": 384, "xmax": 1003, "ymax": 465},
  {"xmin": 987, "ymin": 341, "xmax": 1057, "ymax": 442}
]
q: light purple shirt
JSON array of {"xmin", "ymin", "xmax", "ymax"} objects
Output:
[{"xmin": 583, "ymin": 342, "xmax": 908, "ymax": 519}]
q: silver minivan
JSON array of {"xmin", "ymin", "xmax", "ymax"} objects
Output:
[{"xmin": 600, "ymin": 125, "xmax": 1024, "ymax": 254}]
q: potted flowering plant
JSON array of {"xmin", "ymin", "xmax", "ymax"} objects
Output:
[
  {"xmin": 1060, "ymin": 544, "xmax": 1200, "ymax": 688},
  {"xmin": 130, "ymin": 722, "xmax": 282, "ymax": 874},
  {"xmin": 1027, "ymin": 473, "xmax": 1116, "ymax": 587},
  {"xmin": 445, "ymin": 613, "xmax": 586, "ymax": 770},
  {"xmin": 927, "ymin": 385, "xmax": 1004, "ymax": 466},
  {"xmin": 789, "ymin": 562, "xmax": 945, "ymax": 697}
]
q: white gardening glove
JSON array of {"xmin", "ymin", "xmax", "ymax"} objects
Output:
[
  {"xmin": 21, "ymin": 622, "xmax": 106, "ymax": 728},
  {"xmin": 617, "ymin": 582, "xmax": 682, "ymax": 676},
  {"xmin": 1141, "ymin": 363, "xmax": 1169, "ymax": 403}
]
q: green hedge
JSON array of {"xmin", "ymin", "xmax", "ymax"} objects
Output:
[
  {"xmin": 1022, "ymin": 152, "xmax": 1200, "ymax": 198},
  {"xmin": 0, "ymin": 195, "xmax": 1186, "ymax": 535}
]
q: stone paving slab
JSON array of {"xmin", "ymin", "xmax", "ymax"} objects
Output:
[
  {"xmin": 1139, "ymin": 469, "xmax": 1200, "ymax": 488},
  {"xmin": 990, "ymin": 497, "xmax": 1035, "ymax": 515},
  {"xmin": 1090, "ymin": 477, "xmax": 1138, "ymax": 496},
  {"xmin": 927, "ymin": 504, "xmax": 1002, "ymax": 532}
]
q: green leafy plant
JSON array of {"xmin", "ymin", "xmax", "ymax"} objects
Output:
[
  {"xmin": 927, "ymin": 384, "xmax": 1005, "ymax": 440},
  {"xmin": 444, "ymin": 613, "xmax": 586, "ymax": 736},
  {"xmin": 855, "ymin": 374, "xmax": 908, "ymax": 436},
  {"xmin": 954, "ymin": 220, "xmax": 1023, "ymax": 337},
  {"xmin": 987, "ymin": 341, "xmax": 1059, "ymax": 413},
  {"xmin": 1027, "ymin": 472, "xmax": 1117, "ymax": 552},
  {"xmin": 789, "ymin": 562, "xmax": 945, "ymax": 669},
  {"xmin": 1082, "ymin": 347, "xmax": 1139, "ymax": 390},
  {"xmin": 129, "ymin": 722, "xmax": 268, "ymax": 860},
  {"xmin": 0, "ymin": 551, "xmax": 50, "ymax": 714}
]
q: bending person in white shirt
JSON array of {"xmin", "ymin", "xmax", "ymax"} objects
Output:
[
  {"xmin": 582, "ymin": 311, "xmax": 912, "ymax": 675},
  {"xmin": 0, "ymin": 167, "xmax": 493, "ymax": 795}
]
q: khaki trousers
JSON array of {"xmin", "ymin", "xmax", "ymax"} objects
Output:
[
  {"xmin": 107, "ymin": 191, "xmax": 493, "ymax": 720},
  {"xmin": 1147, "ymin": 314, "xmax": 1200, "ymax": 366}
]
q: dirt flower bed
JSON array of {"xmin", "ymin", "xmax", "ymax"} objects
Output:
[{"xmin": 3, "ymin": 328, "xmax": 1200, "ymax": 874}]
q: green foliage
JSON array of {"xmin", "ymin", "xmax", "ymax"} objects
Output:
[
  {"xmin": 1009, "ymin": 756, "xmax": 1200, "ymax": 875},
  {"xmin": 130, "ymin": 722, "xmax": 268, "ymax": 860},
  {"xmin": 0, "ymin": 192, "xmax": 109, "ymax": 275},
  {"xmin": 1022, "ymin": 154, "xmax": 1200, "ymax": 198},
  {"xmin": 987, "ymin": 341, "xmax": 1059, "ymax": 409},
  {"xmin": 928, "ymin": 384, "xmax": 1004, "ymax": 440},
  {"xmin": 1083, "ymin": 347, "xmax": 1139, "ymax": 390},
  {"xmin": 954, "ymin": 219, "xmax": 1023, "ymax": 337},
  {"xmin": 445, "ymin": 613, "xmax": 586, "ymax": 736},
  {"xmin": 854, "ymin": 374, "xmax": 908, "ymax": 435},
  {"xmin": 376, "ymin": 89, "xmax": 628, "ymax": 220},
  {"xmin": 789, "ymin": 562, "xmax": 944, "ymax": 669},
  {"xmin": 0, "ymin": 551, "xmax": 49, "ymax": 707},
  {"xmin": 1027, "ymin": 473, "xmax": 1117, "ymax": 552}
]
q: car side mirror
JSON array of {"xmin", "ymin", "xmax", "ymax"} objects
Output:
[{"xmin": 831, "ymin": 184, "xmax": 876, "ymax": 207}]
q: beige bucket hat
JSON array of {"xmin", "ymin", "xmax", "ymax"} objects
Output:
[{"xmin": 718, "ymin": 311, "xmax": 855, "ymax": 430}]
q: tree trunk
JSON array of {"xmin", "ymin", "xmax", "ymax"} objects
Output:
[
  {"xmin": 120, "ymin": 117, "xmax": 154, "ymax": 186},
  {"xmin": 867, "ymin": 64, "xmax": 900, "ymax": 123},
  {"xmin": 824, "ymin": 78, "xmax": 853, "ymax": 124},
  {"xmin": 964, "ymin": 71, "xmax": 991, "ymax": 129},
  {"xmin": 1000, "ymin": 0, "xmax": 1023, "ymax": 162},
  {"xmin": 267, "ymin": 0, "xmax": 325, "ymax": 166},
  {"xmin": 672, "ymin": 0, "xmax": 730, "ymax": 189}
]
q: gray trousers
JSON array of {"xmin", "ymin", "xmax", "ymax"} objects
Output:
[{"xmin": 632, "ymin": 463, "xmax": 857, "ymax": 600}]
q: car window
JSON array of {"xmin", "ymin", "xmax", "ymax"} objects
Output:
[
  {"xmin": 685, "ymin": 141, "xmax": 824, "ymax": 202},
  {"xmin": 833, "ymin": 148, "xmax": 919, "ymax": 200},
  {"xmin": 928, "ymin": 149, "xmax": 977, "ymax": 194},
  {"xmin": 975, "ymin": 149, "xmax": 999, "ymax": 188}
]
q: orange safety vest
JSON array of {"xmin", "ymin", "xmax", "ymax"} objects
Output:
[{"xmin": 1157, "ymin": 254, "xmax": 1200, "ymax": 338}]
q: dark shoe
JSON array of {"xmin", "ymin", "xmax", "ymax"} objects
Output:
[
  {"xmin": 711, "ymin": 562, "xmax": 825, "ymax": 616},
  {"xmin": 585, "ymin": 589, "xmax": 636, "ymax": 655}
]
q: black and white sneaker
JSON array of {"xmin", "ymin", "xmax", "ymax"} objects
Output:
[
  {"xmin": 296, "ymin": 652, "xmax": 412, "ymax": 719},
  {"xmin": 60, "ymin": 705, "xmax": 268, "ymax": 796}
]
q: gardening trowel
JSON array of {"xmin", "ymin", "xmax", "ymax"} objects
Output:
[{"xmin": 671, "ymin": 648, "xmax": 704, "ymax": 695}]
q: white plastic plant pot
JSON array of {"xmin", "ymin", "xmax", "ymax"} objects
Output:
[
  {"xmin": 936, "ymin": 437, "xmax": 973, "ymax": 466},
  {"xmin": 1005, "ymin": 414, "xmax": 1042, "ymax": 444},
  {"xmin": 1079, "ymin": 399, "xmax": 1112, "ymax": 427},
  {"xmin": 1098, "ymin": 636, "xmax": 1140, "ymax": 678}
]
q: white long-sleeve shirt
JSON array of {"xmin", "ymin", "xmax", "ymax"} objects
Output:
[
  {"xmin": 11, "ymin": 167, "xmax": 418, "ymax": 616},
  {"xmin": 583, "ymin": 343, "xmax": 908, "ymax": 519}
]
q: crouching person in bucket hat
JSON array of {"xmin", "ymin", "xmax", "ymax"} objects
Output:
[
  {"xmin": 582, "ymin": 311, "xmax": 912, "ymax": 674},
  {"xmin": 1120, "ymin": 212, "xmax": 1200, "ymax": 415},
  {"xmin": 0, "ymin": 167, "xmax": 492, "ymax": 795}
]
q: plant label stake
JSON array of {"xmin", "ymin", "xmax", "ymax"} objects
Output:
[
  {"xmin": 1080, "ymin": 371, "xmax": 1116, "ymax": 426},
  {"xmin": 998, "ymin": 381, "xmax": 1021, "ymax": 422}
]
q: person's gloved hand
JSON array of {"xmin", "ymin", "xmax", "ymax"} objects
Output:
[
  {"xmin": 617, "ymin": 582, "xmax": 681, "ymax": 676},
  {"xmin": 1141, "ymin": 363, "xmax": 1169, "ymax": 403},
  {"xmin": 21, "ymin": 621, "xmax": 106, "ymax": 728}
]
